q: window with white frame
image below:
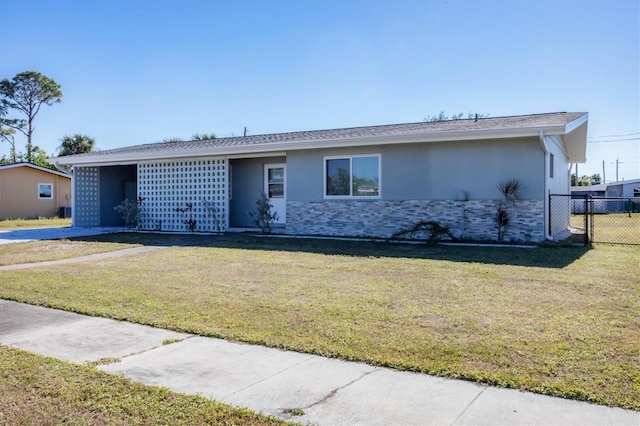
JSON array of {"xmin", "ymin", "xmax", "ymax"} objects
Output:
[
  {"xmin": 324, "ymin": 155, "xmax": 380, "ymax": 198},
  {"xmin": 38, "ymin": 183, "xmax": 53, "ymax": 199}
]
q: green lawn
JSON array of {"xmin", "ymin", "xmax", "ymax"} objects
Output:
[
  {"xmin": 0, "ymin": 240, "xmax": 138, "ymax": 266},
  {"xmin": 0, "ymin": 345, "xmax": 286, "ymax": 425},
  {"xmin": 1, "ymin": 233, "xmax": 638, "ymax": 410},
  {"xmin": 570, "ymin": 213, "xmax": 640, "ymax": 244},
  {"xmin": 0, "ymin": 217, "xmax": 71, "ymax": 229}
]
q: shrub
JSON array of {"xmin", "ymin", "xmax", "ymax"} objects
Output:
[
  {"xmin": 114, "ymin": 198, "xmax": 143, "ymax": 228},
  {"xmin": 249, "ymin": 192, "xmax": 278, "ymax": 234},
  {"xmin": 391, "ymin": 220, "xmax": 456, "ymax": 243}
]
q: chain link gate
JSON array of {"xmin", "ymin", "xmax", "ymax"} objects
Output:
[{"xmin": 550, "ymin": 194, "xmax": 640, "ymax": 245}]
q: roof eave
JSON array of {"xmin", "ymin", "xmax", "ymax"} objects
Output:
[
  {"xmin": 562, "ymin": 113, "xmax": 589, "ymax": 163},
  {"xmin": 0, "ymin": 162, "xmax": 71, "ymax": 178},
  {"xmin": 54, "ymin": 123, "xmax": 584, "ymax": 167}
]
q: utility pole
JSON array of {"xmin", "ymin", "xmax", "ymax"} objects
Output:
[
  {"xmin": 616, "ymin": 158, "xmax": 619, "ymax": 182},
  {"xmin": 602, "ymin": 160, "xmax": 605, "ymax": 183}
]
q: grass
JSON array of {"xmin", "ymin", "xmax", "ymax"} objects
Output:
[
  {"xmin": 0, "ymin": 232, "xmax": 213, "ymax": 266},
  {"xmin": 0, "ymin": 217, "xmax": 71, "ymax": 229},
  {"xmin": 0, "ymin": 240, "xmax": 139, "ymax": 266},
  {"xmin": 570, "ymin": 213, "xmax": 640, "ymax": 244},
  {"xmin": 0, "ymin": 233, "xmax": 638, "ymax": 411},
  {"xmin": 0, "ymin": 345, "xmax": 286, "ymax": 425}
]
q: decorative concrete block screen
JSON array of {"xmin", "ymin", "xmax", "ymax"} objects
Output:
[
  {"xmin": 74, "ymin": 167, "xmax": 100, "ymax": 227},
  {"xmin": 138, "ymin": 158, "xmax": 228, "ymax": 232}
]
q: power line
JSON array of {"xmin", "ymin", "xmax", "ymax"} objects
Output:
[
  {"xmin": 588, "ymin": 132, "xmax": 640, "ymax": 138},
  {"xmin": 587, "ymin": 137, "xmax": 640, "ymax": 143}
]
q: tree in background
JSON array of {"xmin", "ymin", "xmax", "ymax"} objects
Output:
[
  {"xmin": 0, "ymin": 71, "xmax": 62, "ymax": 162},
  {"xmin": 158, "ymin": 133, "xmax": 217, "ymax": 143},
  {"xmin": 424, "ymin": 111, "xmax": 489, "ymax": 122},
  {"xmin": 58, "ymin": 134, "xmax": 95, "ymax": 156},
  {"xmin": 192, "ymin": 133, "xmax": 216, "ymax": 140},
  {"xmin": 0, "ymin": 145, "xmax": 55, "ymax": 170},
  {"xmin": 0, "ymin": 103, "xmax": 20, "ymax": 162},
  {"xmin": 28, "ymin": 146, "xmax": 55, "ymax": 169},
  {"xmin": 571, "ymin": 174, "xmax": 603, "ymax": 186}
]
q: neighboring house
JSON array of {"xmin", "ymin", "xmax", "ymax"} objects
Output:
[
  {"xmin": 0, "ymin": 163, "xmax": 72, "ymax": 220},
  {"xmin": 604, "ymin": 178, "xmax": 640, "ymax": 198},
  {"xmin": 571, "ymin": 178, "xmax": 640, "ymax": 213},
  {"xmin": 570, "ymin": 184, "xmax": 607, "ymax": 197},
  {"xmin": 54, "ymin": 112, "xmax": 588, "ymax": 243}
]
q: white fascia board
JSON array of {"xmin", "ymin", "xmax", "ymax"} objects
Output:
[
  {"xmin": 564, "ymin": 113, "xmax": 589, "ymax": 134},
  {"xmin": 0, "ymin": 162, "xmax": 71, "ymax": 178},
  {"xmin": 54, "ymin": 125, "xmax": 574, "ymax": 167}
]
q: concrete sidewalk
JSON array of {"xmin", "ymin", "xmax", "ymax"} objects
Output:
[
  {"xmin": 0, "ymin": 226, "xmax": 126, "ymax": 244},
  {"xmin": 1, "ymin": 300, "xmax": 637, "ymax": 425}
]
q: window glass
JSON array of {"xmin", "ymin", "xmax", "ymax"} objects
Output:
[
  {"xmin": 38, "ymin": 183, "xmax": 53, "ymax": 199},
  {"xmin": 326, "ymin": 158, "xmax": 350, "ymax": 196},
  {"xmin": 325, "ymin": 156, "xmax": 379, "ymax": 197},
  {"xmin": 352, "ymin": 156, "xmax": 379, "ymax": 196},
  {"xmin": 268, "ymin": 167, "xmax": 284, "ymax": 183},
  {"xmin": 268, "ymin": 183, "xmax": 284, "ymax": 198}
]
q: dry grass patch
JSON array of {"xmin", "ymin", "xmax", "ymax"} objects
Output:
[
  {"xmin": 0, "ymin": 217, "xmax": 71, "ymax": 229},
  {"xmin": 0, "ymin": 240, "xmax": 139, "ymax": 266},
  {"xmin": 1, "ymin": 234, "xmax": 638, "ymax": 410},
  {"xmin": 571, "ymin": 213, "xmax": 640, "ymax": 244},
  {"xmin": 0, "ymin": 345, "xmax": 286, "ymax": 425}
]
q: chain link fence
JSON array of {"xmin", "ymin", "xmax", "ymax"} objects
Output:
[{"xmin": 550, "ymin": 194, "xmax": 640, "ymax": 245}]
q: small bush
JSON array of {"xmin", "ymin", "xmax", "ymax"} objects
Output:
[
  {"xmin": 391, "ymin": 220, "xmax": 456, "ymax": 243},
  {"xmin": 114, "ymin": 198, "xmax": 142, "ymax": 228},
  {"xmin": 497, "ymin": 178, "xmax": 523, "ymax": 204},
  {"xmin": 175, "ymin": 203, "xmax": 197, "ymax": 232},
  {"xmin": 249, "ymin": 192, "xmax": 278, "ymax": 234},
  {"xmin": 495, "ymin": 202, "xmax": 510, "ymax": 241}
]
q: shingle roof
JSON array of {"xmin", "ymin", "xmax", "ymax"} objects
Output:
[
  {"xmin": 60, "ymin": 112, "xmax": 587, "ymax": 161},
  {"xmin": 0, "ymin": 162, "xmax": 71, "ymax": 178}
]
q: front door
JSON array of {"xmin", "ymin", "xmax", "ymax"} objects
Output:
[{"xmin": 264, "ymin": 164, "xmax": 286, "ymax": 224}]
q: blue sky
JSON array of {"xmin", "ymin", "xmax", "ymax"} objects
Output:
[{"xmin": 1, "ymin": 0, "xmax": 638, "ymax": 181}]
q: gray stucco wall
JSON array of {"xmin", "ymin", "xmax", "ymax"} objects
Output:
[
  {"xmin": 229, "ymin": 156, "xmax": 285, "ymax": 227},
  {"xmin": 285, "ymin": 137, "xmax": 547, "ymax": 242},
  {"xmin": 287, "ymin": 138, "xmax": 544, "ymax": 202}
]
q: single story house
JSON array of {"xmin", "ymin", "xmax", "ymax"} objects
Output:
[
  {"xmin": 54, "ymin": 112, "xmax": 588, "ymax": 243},
  {"xmin": 571, "ymin": 178, "xmax": 640, "ymax": 213},
  {"xmin": 0, "ymin": 162, "xmax": 72, "ymax": 220},
  {"xmin": 603, "ymin": 178, "xmax": 640, "ymax": 198}
]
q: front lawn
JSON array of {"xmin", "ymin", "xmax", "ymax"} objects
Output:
[
  {"xmin": 0, "ymin": 345, "xmax": 285, "ymax": 425},
  {"xmin": 0, "ymin": 217, "xmax": 71, "ymax": 229},
  {"xmin": 1, "ymin": 234, "xmax": 638, "ymax": 410},
  {"xmin": 0, "ymin": 240, "xmax": 138, "ymax": 266}
]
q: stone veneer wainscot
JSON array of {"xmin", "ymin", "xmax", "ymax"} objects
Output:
[{"xmin": 286, "ymin": 200, "xmax": 544, "ymax": 243}]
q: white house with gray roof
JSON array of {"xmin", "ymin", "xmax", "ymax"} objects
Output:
[{"xmin": 54, "ymin": 112, "xmax": 588, "ymax": 242}]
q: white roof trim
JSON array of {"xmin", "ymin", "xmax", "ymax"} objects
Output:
[
  {"xmin": 0, "ymin": 162, "xmax": 71, "ymax": 178},
  {"xmin": 564, "ymin": 113, "xmax": 589, "ymax": 134},
  {"xmin": 55, "ymin": 123, "xmax": 584, "ymax": 167}
]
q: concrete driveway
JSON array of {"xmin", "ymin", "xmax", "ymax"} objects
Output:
[{"xmin": 0, "ymin": 226, "xmax": 126, "ymax": 244}]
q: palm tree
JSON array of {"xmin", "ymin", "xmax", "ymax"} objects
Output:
[{"xmin": 58, "ymin": 134, "xmax": 95, "ymax": 156}]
